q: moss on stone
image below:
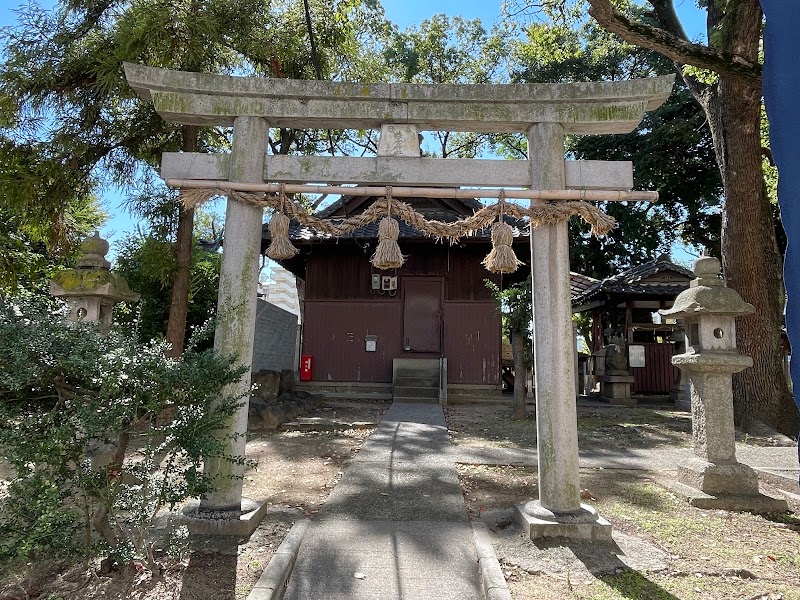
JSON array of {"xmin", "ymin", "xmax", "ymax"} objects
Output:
[
  {"xmin": 51, "ymin": 269, "xmax": 136, "ymax": 296},
  {"xmin": 81, "ymin": 235, "xmax": 109, "ymax": 256},
  {"xmin": 154, "ymin": 92, "xmax": 192, "ymax": 115}
]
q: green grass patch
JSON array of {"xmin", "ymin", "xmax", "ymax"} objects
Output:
[{"xmin": 594, "ymin": 570, "xmax": 680, "ymax": 600}]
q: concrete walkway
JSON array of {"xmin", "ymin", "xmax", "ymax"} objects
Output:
[
  {"xmin": 284, "ymin": 403, "xmax": 483, "ymax": 600},
  {"xmin": 281, "ymin": 404, "xmax": 798, "ymax": 599}
]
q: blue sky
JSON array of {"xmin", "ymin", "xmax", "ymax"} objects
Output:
[
  {"xmin": 381, "ymin": 0, "xmax": 706, "ymax": 39},
  {"xmin": 0, "ymin": 0, "xmax": 708, "ymax": 260},
  {"xmin": 0, "ymin": 0, "xmax": 708, "ymax": 36}
]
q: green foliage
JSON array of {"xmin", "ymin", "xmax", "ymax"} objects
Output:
[
  {"xmin": 0, "ymin": 97, "xmax": 106, "ymax": 296},
  {"xmin": 572, "ymin": 311, "xmax": 593, "ymax": 353},
  {"xmin": 681, "ymin": 64, "xmax": 718, "ymax": 85},
  {"xmin": 485, "ymin": 276, "xmax": 533, "ymax": 368},
  {"xmin": 0, "ymin": 0, "xmax": 389, "ymax": 325},
  {"xmin": 384, "ymin": 14, "xmax": 498, "ymax": 84},
  {"xmin": 0, "ymin": 297, "xmax": 247, "ymax": 565},
  {"xmin": 0, "ymin": 0, "xmax": 387, "ymax": 235},
  {"xmin": 383, "ymin": 15, "xmax": 509, "ymax": 158},
  {"xmin": 0, "ymin": 204, "xmax": 105, "ymax": 298},
  {"xmin": 505, "ymin": 13, "xmax": 722, "ymax": 276},
  {"xmin": 568, "ymin": 85, "xmax": 722, "ymax": 276},
  {"xmin": 761, "ymin": 104, "xmax": 778, "ymax": 205},
  {"xmin": 113, "ymin": 221, "xmax": 222, "ymax": 346},
  {"xmin": 509, "ymin": 5, "xmax": 673, "ymax": 84},
  {"xmin": 485, "ymin": 276, "xmax": 532, "ymax": 336}
]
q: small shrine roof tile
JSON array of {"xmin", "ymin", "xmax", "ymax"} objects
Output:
[{"xmin": 572, "ymin": 255, "xmax": 693, "ymax": 305}]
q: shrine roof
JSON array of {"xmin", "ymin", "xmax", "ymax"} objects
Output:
[{"xmin": 572, "ymin": 255, "xmax": 694, "ymax": 306}]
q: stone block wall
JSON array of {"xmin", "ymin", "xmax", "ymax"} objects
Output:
[{"xmin": 252, "ymin": 298, "xmax": 299, "ymax": 373}]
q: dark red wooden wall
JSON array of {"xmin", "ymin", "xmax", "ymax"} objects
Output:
[
  {"xmin": 444, "ymin": 302, "xmax": 501, "ymax": 384},
  {"xmin": 630, "ymin": 343, "xmax": 680, "ymax": 394},
  {"xmin": 301, "ymin": 243, "xmax": 501, "ymax": 384}
]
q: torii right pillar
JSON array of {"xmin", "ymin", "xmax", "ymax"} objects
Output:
[{"xmin": 516, "ymin": 122, "xmax": 612, "ymax": 541}]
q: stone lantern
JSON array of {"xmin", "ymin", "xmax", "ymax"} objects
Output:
[
  {"xmin": 659, "ymin": 256, "xmax": 787, "ymax": 511},
  {"xmin": 50, "ymin": 232, "xmax": 140, "ymax": 332}
]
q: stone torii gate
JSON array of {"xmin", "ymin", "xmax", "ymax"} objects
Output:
[{"xmin": 125, "ymin": 63, "xmax": 673, "ymax": 539}]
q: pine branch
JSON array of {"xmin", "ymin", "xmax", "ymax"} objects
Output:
[{"xmin": 586, "ymin": 0, "xmax": 761, "ymax": 88}]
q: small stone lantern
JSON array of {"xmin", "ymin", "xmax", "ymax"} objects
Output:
[
  {"xmin": 50, "ymin": 232, "xmax": 140, "ymax": 332},
  {"xmin": 659, "ymin": 256, "xmax": 787, "ymax": 511}
]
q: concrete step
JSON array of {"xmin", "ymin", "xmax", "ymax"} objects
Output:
[
  {"xmin": 394, "ymin": 358, "xmax": 440, "ymax": 368},
  {"xmin": 392, "ymin": 385, "xmax": 439, "ymax": 399},
  {"xmin": 394, "ymin": 375, "xmax": 439, "ymax": 388},
  {"xmin": 395, "ymin": 367, "xmax": 440, "ymax": 379},
  {"xmin": 393, "ymin": 358, "xmax": 441, "ymax": 381},
  {"xmin": 313, "ymin": 392, "xmax": 393, "ymax": 402},
  {"xmin": 392, "ymin": 396, "xmax": 440, "ymax": 404},
  {"xmin": 296, "ymin": 382, "xmax": 392, "ymax": 395}
]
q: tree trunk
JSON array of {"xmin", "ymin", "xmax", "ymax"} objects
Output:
[
  {"xmin": 164, "ymin": 125, "xmax": 199, "ymax": 358},
  {"xmin": 511, "ymin": 329, "xmax": 527, "ymax": 420},
  {"xmin": 701, "ymin": 1, "xmax": 800, "ymax": 435},
  {"xmin": 584, "ymin": 0, "xmax": 798, "ymax": 433},
  {"xmin": 709, "ymin": 80, "xmax": 799, "ymax": 434}
]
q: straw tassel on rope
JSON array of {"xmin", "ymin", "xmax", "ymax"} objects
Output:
[
  {"xmin": 266, "ymin": 186, "xmax": 299, "ymax": 260},
  {"xmin": 370, "ymin": 191, "xmax": 405, "ymax": 270},
  {"xmin": 482, "ymin": 193, "xmax": 522, "ymax": 274}
]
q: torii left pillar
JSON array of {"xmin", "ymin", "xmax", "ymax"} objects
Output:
[
  {"xmin": 516, "ymin": 122, "xmax": 612, "ymax": 541},
  {"xmin": 200, "ymin": 116, "xmax": 268, "ymax": 518}
]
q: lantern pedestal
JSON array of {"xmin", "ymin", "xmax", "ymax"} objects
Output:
[
  {"xmin": 677, "ymin": 457, "xmax": 758, "ymax": 496},
  {"xmin": 662, "ymin": 476, "xmax": 788, "ymax": 512}
]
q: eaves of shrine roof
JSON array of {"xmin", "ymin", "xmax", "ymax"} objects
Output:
[
  {"xmin": 572, "ymin": 254, "xmax": 693, "ymax": 306},
  {"xmin": 316, "ymin": 195, "xmax": 484, "ymax": 218},
  {"xmin": 569, "ymin": 272, "xmax": 600, "ymax": 298}
]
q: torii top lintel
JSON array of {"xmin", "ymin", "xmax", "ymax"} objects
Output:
[{"xmin": 124, "ymin": 63, "xmax": 674, "ymax": 135}]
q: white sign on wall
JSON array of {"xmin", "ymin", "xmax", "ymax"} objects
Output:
[
  {"xmin": 629, "ymin": 345, "xmax": 646, "ymax": 368},
  {"xmin": 365, "ymin": 335, "xmax": 378, "ymax": 352}
]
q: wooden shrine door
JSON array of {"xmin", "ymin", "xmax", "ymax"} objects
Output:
[{"xmin": 402, "ymin": 278, "xmax": 442, "ymax": 353}]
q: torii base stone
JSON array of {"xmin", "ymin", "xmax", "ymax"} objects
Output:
[{"xmin": 516, "ymin": 501, "xmax": 612, "ymax": 542}]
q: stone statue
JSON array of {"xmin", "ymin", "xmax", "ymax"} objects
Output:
[{"xmin": 604, "ymin": 343, "xmax": 628, "ymax": 375}]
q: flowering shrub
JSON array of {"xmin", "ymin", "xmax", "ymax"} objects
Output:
[{"xmin": 0, "ymin": 298, "xmax": 247, "ymax": 568}]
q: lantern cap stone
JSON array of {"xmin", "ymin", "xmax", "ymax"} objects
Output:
[
  {"xmin": 659, "ymin": 255, "xmax": 754, "ymax": 318},
  {"xmin": 50, "ymin": 269, "xmax": 140, "ymax": 303},
  {"xmin": 77, "ymin": 231, "xmax": 111, "ymax": 270},
  {"xmin": 692, "ymin": 255, "xmax": 723, "ymax": 286},
  {"xmin": 50, "ymin": 232, "xmax": 140, "ymax": 303}
]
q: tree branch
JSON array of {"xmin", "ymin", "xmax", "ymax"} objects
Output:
[
  {"xmin": 649, "ymin": 0, "xmax": 689, "ymax": 41},
  {"xmin": 762, "ymin": 146, "xmax": 775, "ymax": 167},
  {"xmin": 647, "ymin": 0, "xmax": 711, "ymax": 100},
  {"xmin": 586, "ymin": 0, "xmax": 761, "ymax": 88}
]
